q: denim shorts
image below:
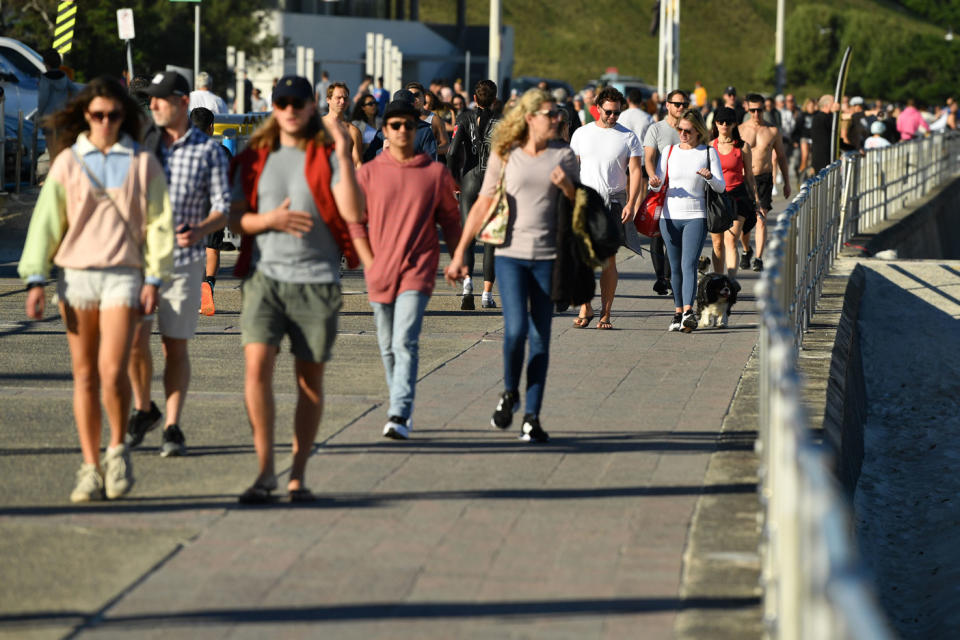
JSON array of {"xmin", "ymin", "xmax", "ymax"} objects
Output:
[{"xmin": 57, "ymin": 267, "xmax": 142, "ymax": 310}]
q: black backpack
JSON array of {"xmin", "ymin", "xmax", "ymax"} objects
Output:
[{"xmin": 467, "ymin": 110, "xmax": 500, "ymax": 177}]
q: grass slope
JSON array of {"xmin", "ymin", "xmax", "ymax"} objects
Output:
[{"xmin": 419, "ymin": 0, "xmax": 942, "ymax": 100}]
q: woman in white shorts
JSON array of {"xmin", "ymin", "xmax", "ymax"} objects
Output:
[{"xmin": 19, "ymin": 76, "xmax": 173, "ymax": 502}]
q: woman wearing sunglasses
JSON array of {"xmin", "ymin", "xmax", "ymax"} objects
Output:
[
  {"xmin": 19, "ymin": 76, "xmax": 174, "ymax": 501},
  {"xmin": 647, "ymin": 108, "xmax": 725, "ymax": 332},
  {"xmin": 709, "ymin": 106, "xmax": 761, "ymax": 279},
  {"xmin": 350, "ymin": 95, "xmax": 381, "ymax": 152},
  {"xmin": 445, "ymin": 89, "xmax": 578, "ymax": 443}
]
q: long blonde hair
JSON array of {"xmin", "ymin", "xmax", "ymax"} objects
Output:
[
  {"xmin": 491, "ymin": 88, "xmax": 553, "ymax": 159},
  {"xmin": 680, "ymin": 108, "xmax": 710, "ymax": 145}
]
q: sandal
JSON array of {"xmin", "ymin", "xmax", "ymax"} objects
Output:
[
  {"xmin": 238, "ymin": 476, "xmax": 277, "ymax": 505},
  {"xmin": 573, "ymin": 314, "xmax": 595, "ymax": 329},
  {"xmin": 597, "ymin": 319, "xmax": 614, "ymax": 330},
  {"xmin": 289, "ymin": 487, "xmax": 317, "ymax": 503}
]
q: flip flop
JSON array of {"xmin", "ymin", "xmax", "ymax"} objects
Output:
[
  {"xmin": 573, "ymin": 314, "xmax": 595, "ymax": 328},
  {"xmin": 289, "ymin": 487, "xmax": 316, "ymax": 503},
  {"xmin": 238, "ymin": 476, "xmax": 278, "ymax": 505},
  {"xmin": 597, "ymin": 319, "xmax": 614, "ymax": 330}
]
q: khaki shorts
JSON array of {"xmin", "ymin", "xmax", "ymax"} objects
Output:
[
  {"xmin": 241, "ymin": 269, "xmax": 342, "ymax": 363},
  {"xmin": 143, "ymin": 259, "xmax": 203, "ymax": 339},
  {"xmin": 58, "ymin": 267, "xmax": 142, "ymax": 310}
]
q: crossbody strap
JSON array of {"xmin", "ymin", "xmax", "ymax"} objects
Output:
[{"xmin": 71, "ymin": 148, "xmax": 144, "ymax": 258}]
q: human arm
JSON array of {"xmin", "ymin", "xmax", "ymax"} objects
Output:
[
  {"xmin": 347, "ymin": 123, "xmax": 363, "ymax": 167},
  {"xmin": 17, "ymin": 177, "xmax": 68, "ymax": 289},
  {"xmin": 644, "ymin": 144, "xmax": 659, "ymax": 179},
  {"xmin": 697, "ymin": 147, "xmax": 725, "ymax": 193},
  {"xmin": 437, "ymin": 169, "xmax": 463, "ymax": 257},
  {"xmin": 624, "ymin": 155, "xmax": 643, "ymax": 221},
  {"xmin": 432, "ymin": 116, "xmax": 449, "ymax": 157},
  {"xmin": 771, "ymin": 129, "xmax": 792, "ymax": 198},
  {"xmin": 741, "ymin": 143, "xmax": 761, "ymax": 210},
  {"xmin": 326, "ymin": 126, "xmax": 365, "ymax": 224},
  {"xmin": 445, "ymin": 113, "xmax": 468, "ymax": 183},
  {"xmin": 445, "ymin": 154, "xmax": 501, "ymax": 284}
]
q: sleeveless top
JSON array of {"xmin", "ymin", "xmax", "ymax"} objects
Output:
[{"xmin": 712, "ymin": 139, "xmax": 744, "ymax": 191}]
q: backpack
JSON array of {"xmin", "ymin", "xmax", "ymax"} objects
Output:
[{"xmin": 467, "ymin": 110, "xmax": 500, "ymax": 177}]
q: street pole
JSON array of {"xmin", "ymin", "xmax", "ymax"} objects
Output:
[
  {"xmin": 657, "ymin": 0, "xmax": 666, "ymax": 96},
  {"xmin": 671, "ymin": 0, "xmax": 680, "ymax": 92},
  {"xmin": 775, "ymin": 0, "xmax": 785, "ymax": 94},
  {"xmin": 488, "ymin": 0, "xmax": 501, "ymax": 86}
]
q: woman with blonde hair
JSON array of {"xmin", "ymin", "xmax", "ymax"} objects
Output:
[
  {"xmin": 19, "ymin": 76, "xmax": 174, "ymax": 501},
  {"xmin": 648, "ymin": 107, "xmax": 724, "ymax": 332},
  {"xmin": 445, "ymin": 89, "xmax": 578, "ymax": 443}
]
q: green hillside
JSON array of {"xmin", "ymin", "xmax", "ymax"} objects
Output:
[{"xmin": 419, "ymin": 0, "xmax": 949, "ymax": 102}]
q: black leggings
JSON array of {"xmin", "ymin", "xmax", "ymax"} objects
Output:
[
  {"xmin": 460, "ymin": 172, "xmax": 496, "ymax": 283},
  {"xmin": 651, "ymin": 236, "xmax": 671, "ymax": 280}
]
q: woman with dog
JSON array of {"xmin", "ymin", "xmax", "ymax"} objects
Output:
[
  {"xmin": 648, "ymin": 108, "xmax": 725, "ymax": 332},
  {"xmin": 709, "ymin": 106, "xmax": 761, "ymax": 280}
]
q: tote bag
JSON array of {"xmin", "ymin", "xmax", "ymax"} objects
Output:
[
  {"xmin": 477, "ymin": 153, "xmax": 509, "ymax": 245},
  {"xmin": 635, "ymin": 145, "xmax": 674, "ymax": 237}
]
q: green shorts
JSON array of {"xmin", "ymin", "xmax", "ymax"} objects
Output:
[{"xmin": 240, "ymin": 270, "xmax": 342, "ymax": 363}]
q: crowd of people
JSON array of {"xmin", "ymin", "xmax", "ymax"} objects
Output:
[{"xmin": 19, "ymin": 65, "xmax": 952, "ymax": 504}]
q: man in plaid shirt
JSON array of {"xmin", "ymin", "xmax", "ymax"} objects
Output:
[{"xmin": 127, "ymin": 71, "xmax": 230, "ymax": 456}]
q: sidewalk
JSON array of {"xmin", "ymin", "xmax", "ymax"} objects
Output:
[{"xmin": 0, "ymin": 240, "xmax": 763, "ymax": 639}]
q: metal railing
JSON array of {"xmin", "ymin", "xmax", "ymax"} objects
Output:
[{"xmin": 755, "ymin": 129, "xmax": 960, "ymax": 638}]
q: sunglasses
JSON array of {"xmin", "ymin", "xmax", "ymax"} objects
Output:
[
  {"xmin": 88, "ymin": 110, "xmax": 123, "ymax": 123},
  {"xmin": 602, "ymin": 108, "xmax": 621, "ymax": 117},
  {"xmin": 535, "ymin": 108, "xmax": 561, "ymax": 119},
  {"xmin": 716, "ymin": 119, "xmax": 736, "ymax": 125},
  {"xmin": 274, "ymin": 97, "xmax": 306, "ymax": 110},
  {"xmin": 387, "ymin": 119, "xmax": 418, "ymax": 131},
  {"xmin": 677, "ymin": 127, "xmax": 696, "ymax": 136},
  {"xmin": 748, "ymin": 107, "xmax": 763, "ymax": 113},
  {"xmin": 667, "ymin": 101, "xmax": 689, "ymax": 108},
  {"xmin": 363, "ymin": 101, "xmax": 377, "ymax": 107}
]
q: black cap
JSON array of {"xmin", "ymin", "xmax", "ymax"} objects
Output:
[
  {"xmin": 383, "ymin": 100, "xmax": 420, "ymax": 121},
  {"xmin": 140, "ymin": 71, "xmax": 190, "ymax": 98},
  {"xmin": 392, "ymin": 89, "xmax": 416, "ymax": 104},
  {"xmin": 272, "ymin": 75, "xmax": 314, "ymax": 101},
  {"xmin": 724, "ymin": 86, "xmax": 737, "ymax": 96},
  {"xmin": 714, "ymin": 106, "xmax": 738, "ymax": 123}
]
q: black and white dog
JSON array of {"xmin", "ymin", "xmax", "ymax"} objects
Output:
[{"xmin": 695, "ymin": 257, "xmax": 739, "ymax": 328}]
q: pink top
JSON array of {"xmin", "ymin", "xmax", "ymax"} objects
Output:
[
  {"xmin": 897, "ymin": 106, "xmax": 929, "ymax": 141},
  {"xmin": 712, "ymin": 140, "xmax": 744, "ymax": 190},
  {"xmin": 351, "ymin": 152, "xmax": 462, "ymax": 304}
]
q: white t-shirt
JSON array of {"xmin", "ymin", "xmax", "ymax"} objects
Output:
[
  {"xmin": 618, "ymin": 108, "xmax": 654, "ymax": 148},
  {"xmin": 189, "ymin": 90, "xmax": 228, "ymax": 114},
  {"xmin": 653, "ymin": 145, "xmax": 725, "ymax": 220},
  {"xmin": 863, "ymin": 136, "xmax": 892, "ymax": 150},
  {"xmin": 569, "ymin": 122, "xmax": 643, "ymax": 197}
]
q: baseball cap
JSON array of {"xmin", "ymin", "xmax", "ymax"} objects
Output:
[
  {"xmin": 724, "ymin": 86, "xmax": 737, "ymax": 96},
  {"xmin": 272, "ymin": 75, "xmax": 314, "ymax": 101},
  {"xmin": 714, "ymin": 106, "xmax": 738, "ymax": 123},
  {"xmin": 870, "ymin": 121, "xmax": 886, "ymax": 135},
  {"xmin": 850, "ymin": 96, "xmax": 864, "ymax": 106},
  {"xmin": 383, "ymin": 99, "xmax": 420, "ymax": 121},
  {"xmin": 139, "ymin": 71, "xmax": 190, "ymax": 98},
  {"xmin": 392, "ymin": 89, "xmax": 417, "ymax": 104}
]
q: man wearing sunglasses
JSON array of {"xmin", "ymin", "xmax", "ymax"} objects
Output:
[
  {"xmin": 363, "ymin": 89, "xmax": 438, "ymax": 162},
  {"xmin": 570, "ymin": 86, "xmax": 644, "ymax": 330},
  {"xmin": 128, "ymin": 71, "xmax": 231, "ymax": 457},
  {"xmin": 737, "ymin": 93, "xmax": 792, "ymax": 272},
  {"xmin": 349, "ymin": 100, "xmax": 462, "ymax": 440},
  {"xmin": 643, "ymin": 89, "xmax": 690, "ymax": 295}
]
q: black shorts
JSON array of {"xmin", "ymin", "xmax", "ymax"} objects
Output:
[
  {"xmin": 755, "ymin": 172, "xmax": 773, "ymax": 211},
  {"xmin": 206, "ymin": 229, "xmax": 225, "ymax": 250},
  {"xmin": 729, "ymin": 183, "xmax": 757, "ymax": 234}
]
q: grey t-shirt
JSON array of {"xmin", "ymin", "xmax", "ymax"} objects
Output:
[
  {"xmin": 643, "ymin": 119, "xmax": 681, "ymax": 153},
  {"xmin": 231, "ymin": 145, "xmax": 341, "ymax": 283}
]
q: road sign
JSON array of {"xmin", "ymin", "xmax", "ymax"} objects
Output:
[
  {"xmin": 53, "ymin": 1, "xmax": 76, "ymax": 55},
  {"xmin": 117, "ymin": 9, "xmax": 135, "ymax": 41}
]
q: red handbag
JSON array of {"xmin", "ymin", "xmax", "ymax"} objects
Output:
[{"xmin": 635, "ymin": 145, "xmax": 674, "ymax": 238}]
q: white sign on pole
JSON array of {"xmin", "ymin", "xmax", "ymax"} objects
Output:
[{"xmin": 117, "ymin": 8, "xmax": 135, "ymax": 40}]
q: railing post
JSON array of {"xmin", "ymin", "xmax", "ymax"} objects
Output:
[
  {"xmin": 30, "ymin": 117, "xmax": 38, "ymax": 186},
  {"xmin": 14, "ymin": 110, "xmax": 23, "ymax": 194}
]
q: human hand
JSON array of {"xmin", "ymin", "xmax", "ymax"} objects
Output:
[
  {"xmin": 140, "ymin": 283, "xmax": 158, "ymax": 315},
  {"xmin": 621, "ymin": 201, "xmax": 634, "ymax": 223},
  {"xmin": 696, "ymin": 168, "xmax": 712, "ymax": 180},
  {"xmin": 444, "ymin": 256, "xmax": 468, "ymax": 286},
  {"xmin": 648, "ymin": 176, "xmax": 662, "ymax": 189},
  {"xmin": 268, "ymin": 197, "xmax": 314, "ymax": 238},
  {"xmin": 782, "ymin": 183, "xmax": 792, "ymax": 199},
  {"xmin": 326, "ymin": 118, "xmax": 352, "ymax": 152},
  {"xmin": 25, "ymin": 286, "xmax": 45, "ymax": 320},
  {"xmin": 175, "ymin": 224, "xmax": 204, "ymax": 248}
]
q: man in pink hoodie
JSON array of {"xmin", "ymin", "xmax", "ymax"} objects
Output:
[{"xmin": 350, "ymin": 99, "xmax": 463, "ymax": 439}]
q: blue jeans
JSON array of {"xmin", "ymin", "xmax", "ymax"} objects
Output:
[
  {"xmin": 370, "ymin": 290, "xmax": 430, "ymax": 420},
  {"xmin": 495, "ymin": 256, "xmax": 554, "ymax": 417},
  {"xmin": 659, "ymin": 217, "xmax": 707, "ymax": 308}
]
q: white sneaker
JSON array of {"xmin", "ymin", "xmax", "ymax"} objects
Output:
[
  {"xmin": 462, "ymin": 277, "xmax": 473, "ymax": 296},
  {"xmin": 680, "ymin": 311, "xmax": 698, "ymax": 333},
  {"xmin": 103, "ymin": 444, "xmax": 135, "ymax": 499},
  {"xmin": 481, "ymin": 292, "xmax": 496, "ymax": 308},
  {"xmin": 668, "ymin": 312, "xmax": 683, "ymax": 332},
  {"xmin": 382, "ymin": 416, "xmax": 410, "ymax": 440},
  {"xmin": 70, "ymin": 463, "xmax": 104, "ymax": 503}
]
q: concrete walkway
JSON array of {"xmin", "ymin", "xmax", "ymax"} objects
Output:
[{"xmin": 0, "ymin": 226, "xmax": 764, "ymax": 638}]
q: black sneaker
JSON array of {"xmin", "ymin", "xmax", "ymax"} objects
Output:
[
  {"xmin": 491, "ymin": 390, "xmax": 519, "ymax": 429},
  {"xmin": 652, "ymin": 278, "xmax": 670, "ymax": 296},
  {"xmin": 668, "ymin": 312, "xmax": 683, "ymax": 332},
  {"xmin": 461, "ymin": 294, "xmax": 475, "ymax": 311},
  {"xmin": 739, "ymin": 247, "xmax": 753, "ymax": 270},
  {"xmin": 752, "ymin": 257, "xmax": 764, "ymax": 272},
  {"xmin": 125, "ymin": 401, "xmax": 162, "ymax": 448},
  {"xmin": 160, "ymin": 424, "xmax": 186, "ymax": 457},
  {"xmin": 519, "ymin": 414, "xmax": 549, "ymax": 443}
]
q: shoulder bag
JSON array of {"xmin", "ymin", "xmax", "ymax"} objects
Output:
[
  {"xmin": 477, "ymin": 152, "xmax": 510, "ymax": 245},
  {"xmin": 704, "ymin": 147, "xmax": 734, "ymax": 233},
  {"xmin": 635, "ymin": 144, "xmax": 673, "ymax": 238}
]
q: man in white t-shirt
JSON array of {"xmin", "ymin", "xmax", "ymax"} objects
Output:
[
  {"xmin": 617, "ymin": 88, "xmax": 654, "ymax": 188},
  {"xmin": 569, "ymin": 86, "xmax": 643, "ymax": 330},
  {"xmin": 188, "ymin": 72, "xmax": 228, "ymax": 114}
]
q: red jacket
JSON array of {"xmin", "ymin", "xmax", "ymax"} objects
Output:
[{"xmin": 231, "ymin": 141, "xmax": 359, "ymax": 277}]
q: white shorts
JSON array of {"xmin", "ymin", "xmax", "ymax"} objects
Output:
[
  {"xmin": 57, "ymin": 267, "xmax": 142, "ymax": 310},
  {"xmin": 143, "ymin": 259, "xmax": 203, "ymax": 339}
]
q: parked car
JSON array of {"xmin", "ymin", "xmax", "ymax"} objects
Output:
[
  {"xmin": 0, "ymin": 38, "xmax": 52, "ymax": 183},
  {"xmin": 592, "ymin": 72, "xmax": 657, "ymax": 103},
  {"xmin": 508, "ymin": 76, "xmax": 575, "ymax": 98}
]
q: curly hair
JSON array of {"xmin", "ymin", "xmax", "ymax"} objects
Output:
[
  {"xmin": 595, "ymin": 86, "xmax": 625, "ymax": 110},
  {"xmin": 43, "ymin": 75, "xmax": 144, "ymax": 159},
  {"xmin": 491, "ymin": 88, "xmax": 553, "ymax": 159}
]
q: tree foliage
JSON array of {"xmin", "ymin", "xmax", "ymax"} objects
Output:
[{"xmin": 1, "ymin": 0, "xmax": 275, "ymax": 95}]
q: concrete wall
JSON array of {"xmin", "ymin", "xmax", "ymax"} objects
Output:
[{"xmin": 859, "ymin": 175, "xmax": 960, "ymax": 259}]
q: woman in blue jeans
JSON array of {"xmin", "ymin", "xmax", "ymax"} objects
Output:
[
  {"xmin": 446, "ymin": 89, "xmax": 578, "ymax": 442},
  {"xmin": 648, "ymin": 108, "xmax": 725, "ymax": 332}
]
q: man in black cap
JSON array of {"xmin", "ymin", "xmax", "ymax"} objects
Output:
[
  {"xmin": 127, "ymin": 70, "xmax": 231, "ymax": 457},
  {"xmin": 229, "ymin": 75, "xmax": 363, "ymax": 502},
  {"xmin": 723, "ymin": 86, "xmax": 746, "ymax": 124},
  {"xmin": 362, "ymin": 89, "xmax": 437, "ymax": 161}
]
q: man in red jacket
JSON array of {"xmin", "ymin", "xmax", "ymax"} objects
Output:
[{"xmin": 350, "ymin": 99, "xmax": 463, "ymax": 440}]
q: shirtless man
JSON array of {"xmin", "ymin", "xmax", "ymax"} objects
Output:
[
  {"xmin": 405, "ymin": 82, "xmax": 449, "ymax": 157},
  {"xmin": 737, "ymin": 93, "xmax": 791, "ymax": 272},
  {"xmin": 322, "ymin": 82, "xmax": 363, "ymax": 167}
]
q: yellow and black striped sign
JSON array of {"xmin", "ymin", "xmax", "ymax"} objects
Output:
[{"xmin": 53, "ymin": 1, "xmax": 76, "ymax": 55}]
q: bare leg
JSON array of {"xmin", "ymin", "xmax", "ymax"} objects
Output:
[
  {"xmin": 740, "ymin": 228, "xmax": 752, "ymax": 254},
  {"xmin": 289, "ymin": 359, "xmax": 325, "ymax": 491},
  {"xmin": 725, "ymin": 218, "xmax": 744, "ymax": 278},
  {"xmin": 710, "ymin": 232, "xmax": 725, "ymax": 273},
  {"xmin": 205, "ymin": 248, "xmax": 220, "ymax": 281},
  {"xmin": 160, "ymin": 337, "xmax": 190, "ymax": 428},
  {"xmin": 598, "ymin": 257, "xmax": 618, "ymax": 324},
  {"xmin": 98, "ymin": 305, "xmax": 139, "ymax": 447},
  {"xmin": 61, "ymin": 303, "xmax": 102, "ymax": 467},
  {"xmin": 128, "ymin": 321, "xmax": 153, "ymax": 412},
  {"xmin": 755, "ymin": 211, "xmax": 768, "ymax": 259},
  {"xmin": 244, "ymin": 342, "xmax": 278, "ymax": 484}
]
